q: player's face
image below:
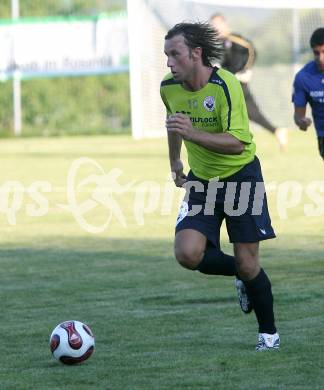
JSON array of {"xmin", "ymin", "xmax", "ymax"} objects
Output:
[
  {"xmin": 313, "ymin": 44, "xmax": 324, "ymax": 71},
  {"xmin": 164, "ymin": 35, "xmax": 194, "ymax": 82}
]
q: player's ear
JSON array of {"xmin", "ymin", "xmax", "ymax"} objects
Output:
[{"xmin": 192, "ymin": 47, "xmax": 202, "ymax": 62}]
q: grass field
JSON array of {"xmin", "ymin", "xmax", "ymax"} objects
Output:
[{"xmin": 0, "ymin": 130, "xmax": 323, "ymax": 389}]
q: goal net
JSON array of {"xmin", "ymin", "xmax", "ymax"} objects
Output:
[{"xmin": 127, "ymin": 0, "xmax": 324, "ymax": 139}]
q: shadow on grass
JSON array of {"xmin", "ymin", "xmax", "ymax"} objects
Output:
[
  {"xmin": 1, "ymin": 235, "xmax": 323, "ymax": 311},
  {"xmin": 1, "ymin": 234, "xmax": 323, "ymax": 285},
  {"xmin": 140, "ymin": 295, "xmax": 234, "ymax": 306}
]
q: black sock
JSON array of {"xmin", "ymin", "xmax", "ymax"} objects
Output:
[
  {"xmin": 197, "ymin": 247, "xmax": 237, "ymax": 276},
  {"xmin": 245, "ymin": 268, "xmax": 277, "ymax": 334}
]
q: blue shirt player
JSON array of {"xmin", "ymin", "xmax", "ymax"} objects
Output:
[{"xmin": 292, "ymin": 28, "xmax": 324, "ymax": 159}]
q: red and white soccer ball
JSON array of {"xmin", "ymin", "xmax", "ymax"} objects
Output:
[{"xmin": 50, "ymin": 320, "xmax": 95, "ymax": 365}]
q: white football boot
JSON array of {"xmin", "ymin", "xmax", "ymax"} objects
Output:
[{"xmin": 256, "ymin": 332, "xmax": 280, "ymax": 351}]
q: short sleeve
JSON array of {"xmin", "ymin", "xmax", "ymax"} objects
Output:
[
  {"xmin": 219, "ymin": 77, "xmax": 252, "ymax": 144},
  {"xmin": 292, "ymin": 72, "xmax": 308, "ymax": 107},
  {"xmin": 160, "ymin": 86, "xmax": 171, "ymax": 115}
]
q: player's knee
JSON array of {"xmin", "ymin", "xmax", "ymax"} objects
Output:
[
  {"xmin": 235, "ymin": 253, "xmax": 259, "ymax": 280},
  {"xmin": 237, "ymin": 262, "xmax": 257, "ymax": 280},
  {"xmin": 174, "ymin": 245, "xmax": 203, "ymax": 270}
]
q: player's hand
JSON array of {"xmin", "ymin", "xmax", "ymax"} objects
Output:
[
  {"xmin": 170, "ymin": 159, "xmax": 187, "ymax": 187},
  {"xmin": 166, "ymin": 113, "xmax": 195, "ymax": 140},
  {"xmin": 297, "ymin": 117, "xmax": 312, "ymax": 131}
]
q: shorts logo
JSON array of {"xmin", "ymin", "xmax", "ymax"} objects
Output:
[
  {"xmin": 203, "ymin": 96, "xmax": 215, "ymax": 112},
  {"xmin": 176, "ymin": 201, "xmax": 189, "ymax": 226}
]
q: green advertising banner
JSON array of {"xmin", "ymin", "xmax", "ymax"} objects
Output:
[{"xmin": 0, "ymin": 12, "xmax": 129, "ymax": 80}]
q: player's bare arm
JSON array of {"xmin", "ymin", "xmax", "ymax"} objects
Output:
[
  {"xmin": 294, "ymin": 106, "xmax": 312, "ymax": 131},
  {"xmin": 167, "ymin": 126, "xmax": 187, "ymax": 187},
  {"xmin": 166, "ymin": 112, "xmax": 244, "ymax": 155}
]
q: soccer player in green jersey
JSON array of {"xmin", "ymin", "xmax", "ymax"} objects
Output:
[{"xmin": 160, "ymin": 22, "xmax": 280, "ymax": 351}]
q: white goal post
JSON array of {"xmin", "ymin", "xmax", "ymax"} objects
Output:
[
  {"xmin": 127, "ymin": 0, "xmax": 324, "ymax": 139},
  {"xmin": 127, "ymin": 0, "xmax": 168, "ymax": 139}
]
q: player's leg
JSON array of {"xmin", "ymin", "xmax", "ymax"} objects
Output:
[
  {"xmin": 175, "ymin": 225, "xmax": 253, "ymax": 313},
  {"xmin": 241, "ymin": 82, "xmax": 288, "ymax": 149},
  {"xmin": 197, "ymin": 242, "xmax": 237, "ymax": 276},
  {"xmin": 174, "ymin": 228, "xmax": 236, "ymax": 276},
  {"xmin": 175, "ymin": 171, "xmax": 251, "ymax": 313},
  {"xmin": 234, "ymin": 242, "xmax": 279, "ymax": 351},
  {"xmin": 175, "ymin": 170, "xmax": 237, "ymax": 275},
  {"xmin": 317, "ymin": 137, "xmax": 324, "ymax": 159},
  {"xmin": 225, "ymin": 156, "xmax": 279, "ymax": 350},
  {"xmin": 194, "ymin": 210, "xmax": 236, "ymax": 276},
  {"xmin": 174, "ymin": 228, "xmax": 206, "ymax": 270}
]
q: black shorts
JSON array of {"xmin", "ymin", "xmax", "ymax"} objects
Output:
[{"xmin": 175, "ymin": 157, "xmax": 276, "ymax": 246}]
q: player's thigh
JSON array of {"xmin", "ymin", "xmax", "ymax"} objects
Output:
[
  {"xmin": 225, "ymin": 157, "xmax": 275, "ymax": 243},
  {"xmin": 175, "ymin": 173, "xmax": 224, "ymax": 250},
  {"xmin": 174, "ymin": 229, "xmax": 207, "ymax": 269},
  {"xmin": 174, "ymin": 170, "xmax": 224, "ymax": 268}
]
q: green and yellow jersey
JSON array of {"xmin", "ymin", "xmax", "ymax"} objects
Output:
[{"xmin": 160, "ymin": 67, "xmax": 256, "ymax": 180}]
